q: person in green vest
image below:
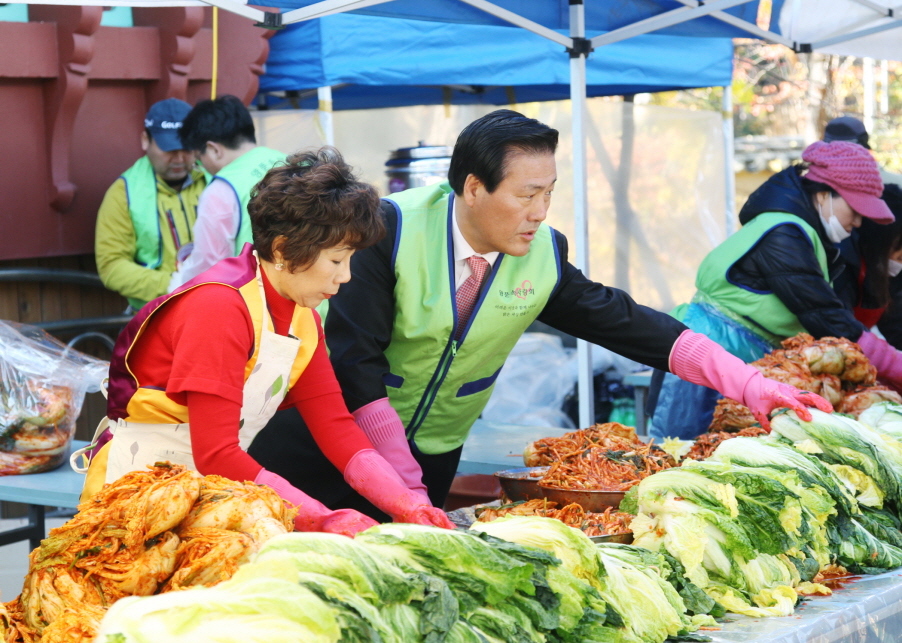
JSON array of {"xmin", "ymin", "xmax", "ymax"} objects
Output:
[
  {"xmin": 248, "ymin": 109, "xmax": 831, "ymax": 513},
  {"xmin": 168, "ymin": 95, "xmax": 285, "ymax": 291},
  {"xmin": 95, "ymin": 98, "xmax": 207, "ymax": 312},
  {"xmin": 652, "ymin": 140, "xmax": 898, "ymax": 440}
]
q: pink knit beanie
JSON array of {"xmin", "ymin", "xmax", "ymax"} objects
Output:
[{"xmin": 802, "ymin": 140, "xmax": 894, "ymax": 223}]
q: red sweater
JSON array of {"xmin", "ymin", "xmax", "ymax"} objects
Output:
[{"xmin": 127, "ymin": 267, "xmax": 371, "ymax": 482}]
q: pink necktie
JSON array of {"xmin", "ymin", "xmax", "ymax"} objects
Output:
[{"xmin": 455, "ymin": 256, "xmax": 489, "ymax": 339}]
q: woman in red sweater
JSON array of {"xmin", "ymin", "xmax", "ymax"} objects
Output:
[{"xmin": 79, "ymin": 148, "xmax": 453, "ymax": 535}]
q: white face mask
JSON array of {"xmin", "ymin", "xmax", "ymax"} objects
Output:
[
  {"xmin": 889, "ymin": 259, "xmax": 902, "ymax": 278},
  {"xmin": 818, "ymin": 195, "xmax": 851, "ymax": 244}
]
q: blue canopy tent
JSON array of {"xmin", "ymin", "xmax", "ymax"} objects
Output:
[
  {"xmin": 39, "ymin": 0, "xmax": 896, "ymax": 425},
  {"xmin": 257, "ymin": 12, "xmax": 734, "ymax": 110},
  {"xmin": 19, "ymin": 0, "xmax": 902, "ymax": 425},
  {"xmin": 245, "ymin": 1, "xmax": 754, "ymax": 425}
]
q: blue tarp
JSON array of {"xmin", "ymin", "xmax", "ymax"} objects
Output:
[
  {"xmin": 253, "ymin": 0, "xmax": 783, "ymax": 39},
  {"xmin": 259, "ymin": 13, "xmax": 734, "ymax": 109}
]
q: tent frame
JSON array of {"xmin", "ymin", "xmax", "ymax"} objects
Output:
[
  {"xmin": 182, "ymin": 0, "xmax": 902, "ymax": 54},
  {"xmin": 22, "ymin": 0, "xmax": 902, "ymax": 426},
  {"xmin": 236, "ymin": 0, "xmax": 902, "ymax": 424}
]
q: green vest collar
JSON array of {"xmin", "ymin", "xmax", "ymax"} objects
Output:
[
  {"xmin": 383, "ymin": 184, "xmax": 560, "ymax": 454},
  {"xmin": 213, "ymin": 147, "xmax": 286, "ymax": 254},
  {"xmin": 120, "ymin": 156, "xmax": 163, "ymax": 271},
  {"xmin": 695, "ymin": 212, "xmax": 829, "ymax": 340}
]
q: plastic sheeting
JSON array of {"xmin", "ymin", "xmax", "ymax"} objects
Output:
[
  {"xmin": 253, "ymin": 99, "xmax": 727, "ymax": 312},
  {"xmin": 482, "ymin": 333, "xmax": 577, "ymax": 430},
  {"xmin": 708, "ymin": 569, "xmax": 902, "ymax": 642}
]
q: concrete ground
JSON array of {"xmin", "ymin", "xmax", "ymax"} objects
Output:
[{"xmin": 0, "ymin": 516, "xmax": 70, "ymax": 603}]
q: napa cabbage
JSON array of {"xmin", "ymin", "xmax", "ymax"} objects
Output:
[{"xmin": 96, "ymin": 577, "xmax": 340, "ymax": 643}]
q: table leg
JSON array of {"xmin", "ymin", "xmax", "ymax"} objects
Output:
[
  {"xmin": 29, "ymin": 504, "xmax": 45, "ymax": 551},
  {"xmin": 0, "ymin": 504, "xmax": 46, "ymax": 550},
  {"xmin": 634, "ymin": 387, "xmax": 648, "ymax": 436}
]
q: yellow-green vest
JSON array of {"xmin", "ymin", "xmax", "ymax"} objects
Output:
[
  {"xmin": 385, "ymin": 183, "xmax": 560, "ymax": 454},
  {"xmin": 695, "ymin": 212, "xmax": 831, "ymax": 340},
  {"xmin": 212, "ymin": 146, "xmax": 285, "ymax": 254}
]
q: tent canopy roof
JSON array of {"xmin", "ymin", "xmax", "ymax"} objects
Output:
[
  {"xmin": 258, "ymin": 12, "xmax": 734, "ymax": 110},
  {"xmin": 14, "ymin": 0, "xmax": 902, "ymax": 60}
]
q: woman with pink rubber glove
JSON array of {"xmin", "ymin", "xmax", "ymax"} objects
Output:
[
  {"xmin": 654, "ymin": 140, "xmax": 895, "ymax": 439},
  {"xmin": 77, "ymin": 148, "xmax": 453, "ymax": 535}
]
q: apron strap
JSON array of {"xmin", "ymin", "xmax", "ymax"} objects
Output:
[{"xmin": 69, "ymin": 416, "xmax": 111, "ymax": 474}]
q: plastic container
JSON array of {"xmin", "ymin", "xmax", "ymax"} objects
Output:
[{"xmin": 385, "ymin": 142, "xmax": 453, "ymax": 194}]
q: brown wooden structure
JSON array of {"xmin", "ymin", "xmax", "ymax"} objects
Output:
[
  {"xmin": 0, "ymin": 5, "xmax": 272, "ymax": 260},
  {"xmin": 0, "ymin": 6, "xmax": 273, "ymax": 450}
]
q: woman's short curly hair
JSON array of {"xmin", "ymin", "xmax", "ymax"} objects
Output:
[{"xmin": 248, "ymin": 147, "xmax": 384, "ymax": 271}]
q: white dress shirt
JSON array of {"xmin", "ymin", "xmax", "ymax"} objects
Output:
[
  {"xmin": 451, "ymin": 196, "xmax": 499, "ymax": 290},
  {"xmin": 168, "ymin": 179, "xmax": 241, "ymax": 292}
]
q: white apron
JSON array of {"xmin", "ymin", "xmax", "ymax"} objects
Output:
[{"xmin": 81, "ymin": 256, "xmax": 302, "ymax": 484}]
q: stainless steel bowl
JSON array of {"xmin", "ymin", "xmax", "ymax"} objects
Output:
[
  {"xmin": 494, "ymin": 467, "xmax": 626, "ymax": 512},
  {"xmin": 494, "ymin": 467, "xmax": 548, "ymax": 501},
  {"xmin": 590, "ymin": 533, "xmax": 634, "ymax": 544}
]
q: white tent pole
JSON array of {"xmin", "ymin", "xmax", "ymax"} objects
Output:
[
  {"xmin": 863, "ymin": 57, "xmax": 875, "ymax": 133},
  {"xmin": 457, "ymin": 0, "xmax": 572, "ymax": 48},
  {"xmin": 810, "ymin": 19, "xmax": 902, "ymax": 49},
  {"xmin": 317, "ymin": 86, "xmax": 334, "ymax": 146},
  {"xmin": 722, "ymin": 86, "xmax": 737, "ymax": 237},
  {"xmin": 849, "ymin": 0, "xmax": 895, "ymax": 15},
  {"xmin": 671, "ymin": 0, "xmax": 796, "ymax": 48},
  {"xmin": 282, "ymin": 0, "xmax": 393, "ymax": 24},
  {"xmin": 569, "ymin": 0, "xmax": 594, "ymax": 429},
  {"xmin": 699, "ymin": 12, "xmax": 795, "ymax": 47},
  {"xmin": 197, "ymin": 0, "xmax": 265, "ymax": 22},
  {"xmin": 589, "ymin": 0, "xmax": 752, "ymax": 48}
]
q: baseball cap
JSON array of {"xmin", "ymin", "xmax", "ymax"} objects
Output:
[
  {"xmin": 823, "ymin": 116, "xmax": 870, "ymax": 149},
  {"xmin": 803, "ymin": 140, "xmax": 893, "ymax": 223},
  {"xmin": 144, "ymin": 98, "xmax": 192, "ymax": 152}
]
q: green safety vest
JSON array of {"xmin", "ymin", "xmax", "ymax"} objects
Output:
[
  {"xmin": 384, "ymin": 183, "xmax": 560, "ymax": 454},
  {"xmin": 694, "ymin": 212, "xmax": 830, "ymax": 340},
  {"xmin": 119, "ymin": 156, "xmax": 206, "ymax": 310},
  {"xmin": 212, "ymin": 147, "xmax": 285, "ymax": 254},
  {"xmin": 120, "ymin": 156, "xmax": 164, "ymax": 271}
]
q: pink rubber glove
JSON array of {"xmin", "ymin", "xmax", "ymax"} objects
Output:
[
  {"xmin": 352, "ymin": 399, "xmax": 429, "ymax": 501},
  {"xmin": 254, "ymin": 469, "xmax": 378, "ymax": 537},
  {"xmin": 343, "ymin": 449, "xmax": 454, "ymax": 529},
  {"xmin": 857, "ymin": 331, "xmax": 902, "ymax": 387},
  {"xmin": 670, "ymin": 330, "xmax": 833, "ymax": 430}
]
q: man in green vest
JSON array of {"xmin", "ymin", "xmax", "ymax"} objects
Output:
[
  {"xmin": 168, "ymin": 95, "xmax": 285, "ymax": 290},
  {"xmin": 95, "ymin": 98, "xmax": 206, "ymax": 311},
  {"xmin": 248, "ymin": 110, "xmax": 831, "ymax": 514}
]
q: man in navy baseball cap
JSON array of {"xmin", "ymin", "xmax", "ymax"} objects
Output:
[
  {"xmin": 143, "ymin": 98, "xmax": 193, "ymax": 152},
  {"xmin": 823, "ymin": 115, "xmax": 902, "ymax": 188},
  {"xmin": 824, "ymin": 115, "xmax": 870, "ymax": 149},
  {"xmin": 95, "ymin": 98, "xmax": 207, "ymax": 311}
]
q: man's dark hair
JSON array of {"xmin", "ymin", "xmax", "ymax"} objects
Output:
[
  {"xmin": 249, "ymin": 147, "xmax": 384, "ymax": 272},
  {"xmin": 179, "ymin": 95, "xmax": 256, "ymax": 152},
  {"xmin": 448, "ymin": 109, "xmax": 559, "ymax": 195}
]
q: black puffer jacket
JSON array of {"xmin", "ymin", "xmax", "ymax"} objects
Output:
[{"xmin": 733, "ymin": 166, "xmax": 866, "ymax": 341}]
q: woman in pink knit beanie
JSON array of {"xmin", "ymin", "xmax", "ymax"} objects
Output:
[{"xmin": 652, "ymin": 140, "xmax": 896, "ymax": 440}]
